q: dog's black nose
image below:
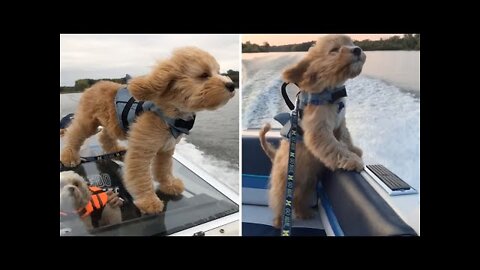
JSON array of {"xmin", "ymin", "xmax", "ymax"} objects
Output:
[
  {"xmin": 68, "ymin": 186, "xmax": 75, "ymax": 193},
  {"xmin": 225, "ymin": 82, "xmax": 235, "ymax": 92},
  {"xmin": 352, "ymin": 47, "xmax": 362, "ymax": 56}
]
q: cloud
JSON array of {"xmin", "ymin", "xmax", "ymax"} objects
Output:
[{"xmin": 60, "ymin": 34, "xmax": 239, "ymax": 86}]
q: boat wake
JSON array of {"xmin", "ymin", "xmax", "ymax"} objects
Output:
[
  {"xmin": 175, "ymin": 139, "xmax": 239, "ymax": 193},
  {"xmin": 242, "ymin": 52, "xmax": 420, "ymax": 191}
]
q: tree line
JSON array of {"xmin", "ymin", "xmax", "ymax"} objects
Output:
[
  {"xmin": 60, "ymin": 70, "xmax": 239, "ymax": 93},
  {"xmin": 60, "ymin": 76, "xmax": 129, "ymax": 93},
  {"xmin": 242, "ymin": 34, "xmax": 420, "ymax": 53}
]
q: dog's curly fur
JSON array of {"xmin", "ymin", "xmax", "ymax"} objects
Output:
[
  {"xmin": 60, "ymin": 171, "xmax": 122, "ymax": 229},
  {"xmin": 60, "ymin": 47, "xmax": 235, "ymax": 214},
  {"xmin": 259, "ymin": 35, "xmax": 366, "ymax": 228}
]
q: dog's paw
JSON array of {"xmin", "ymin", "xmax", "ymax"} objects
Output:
[
  {"xmin": 339, "ymin": 154, "xmax": 364, "ymax": 172},
  {"xmin": 60, "ymin": 148, "xmax": 81, "ymax": 167},
  {"xmin": 159, "ymin": 177, "xmax": 184, "ymax": 196},
  {"xmin": 134, "ymin": 194, "xmax": 164, "ymax": 214},
  {"xmin": 350, "ymin": 146, "xmax": 363, "ymax": 158}
]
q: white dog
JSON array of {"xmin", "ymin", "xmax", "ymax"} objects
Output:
[{"xmin": 60, "ymin": 171, "xmax": 122, "ymax": 231}]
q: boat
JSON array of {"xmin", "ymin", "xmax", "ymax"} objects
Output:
[
  {"xmin": 60, "ymin": 119, "xmax": 239, "ymax": 236},
  {"xmin": 242, "ymin": 128, "xmax": 419, "ymax": 236}
]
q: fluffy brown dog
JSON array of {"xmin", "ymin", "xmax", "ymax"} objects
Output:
[
  {"xmin": 60, "ymin": 171, "xmax": 122, "ymax": 230},
  {"xmin": 259, "ymin": 35, "xmax": 366, "ymax": 228},
  {"xmin": 60, "ymin": 47, "xmax": 235, "ymax": 214}
]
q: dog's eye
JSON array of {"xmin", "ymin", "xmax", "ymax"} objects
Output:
[
  {"xmin": 199, "ymin": 72, "xmax": 210, "ymax": 79},
  {"xmin": 74, "ymin": 182, "xmax": 79, "ymax": 187},
  {"xmin": 329, "ymin": 47, "xmax": 340, "ymax": 53}
]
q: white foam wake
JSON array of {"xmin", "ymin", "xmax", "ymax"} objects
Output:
[
  {"xmin": 345, "ymin": 76, "xmax": 420, "ymax": 191},
  {"xmin": 175, "ymin": 139, "xmax": 239, "ymax": 194}
]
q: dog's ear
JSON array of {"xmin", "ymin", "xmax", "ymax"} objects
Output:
[
  {"xmin": 282, "ymin": 58, "xmax": 312, "ymax": 84},
  {"xmin": 129, "ymin": 60, "xmax": 176, "ymax": 101},
  {"xmin": 302, "ymin": 68, "xmax": 320, "ymax": 89},
  {"xmin": 128, "ymin": 75, "xmax": 157, "ymax": 101}
]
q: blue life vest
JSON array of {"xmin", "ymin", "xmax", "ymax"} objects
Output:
[{"xmin": 114, "ymin": 87, "xmax": 195, "ymax": 138}]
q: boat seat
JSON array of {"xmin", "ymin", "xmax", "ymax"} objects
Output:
[
  {"xmin": 242, "ymin": 131, "xmax": 278, "ymax": 175},
  {"xmin": 242, "ymin": 130, "xmax": 418, "ymax": 236},
  {"xmin": 321, "ymin": 170, "xmax": 418, "ymax": 236}
]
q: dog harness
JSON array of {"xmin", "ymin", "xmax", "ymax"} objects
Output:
[
  {"xmin": 78, "ymin": 186, "xmax": 108, "ymax": 218},
  {"xmin": 277, "ymin": 83, "xmax": 347, "ymax": 140},
  {"xmin": 115, "ymin": 87, "xmax": 196, "ymax": 138}
]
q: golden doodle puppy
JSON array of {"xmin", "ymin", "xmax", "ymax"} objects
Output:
[
  {"xmin": 259, "ymin": 35, "xmax": 366, "ymax": 228},
  {"xmin": 61, "ymin": 47, "xmax": 235, "ymax": 214}
]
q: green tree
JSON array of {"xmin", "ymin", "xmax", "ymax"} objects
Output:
[
  {"xmin": 262, "ymin": 42, "xmax": 270, "ymax": 52},
  {"xmin": 74, "ymin": 79, "xmax": 90, "ymax": 92}
]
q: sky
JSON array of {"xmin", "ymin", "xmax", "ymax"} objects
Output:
[
  {"xmin": 242, "ymin": 34, "xmax": 402, "ymax": 46},
  {"xmin": 60, "ymin": 34, "xmax": 240, "ymax": 86}
]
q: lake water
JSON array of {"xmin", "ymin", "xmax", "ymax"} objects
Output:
[
  {"xmin": 242, "ymin": 51, "xmax": 420, "ymax": 191},
  {"xmin": 360, "ymin": 51, "xmax": 419, "ymax": 95}
]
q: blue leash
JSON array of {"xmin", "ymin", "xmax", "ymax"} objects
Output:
[{"xmin": 281, "ymin": 99, "xmax": 299, "ymax": 236}]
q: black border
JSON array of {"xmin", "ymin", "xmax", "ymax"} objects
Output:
[{"xmin": 21, "ymin": 24, "xmax": 431, "ymax": 253}]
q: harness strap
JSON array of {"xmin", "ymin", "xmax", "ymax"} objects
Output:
[
  {"xmin": 135, "ymin": 101, "xmax": 145, "ymax": 116},
  {"xmin": 331, "ymin": 87, "xmax": 347, "ymax": 102},
  {"xmin": 281, "ymin": 82, "xmax": 295, "ymax": 110},
  {"xmin": 337, "ymin": 101, "xmax": 345, "ymax": 113},
  {"xmin": 121, "ymin": 97, "xmax": 136, "ymax": 131},
  {"xmin": 77, "ymin": 204, "xmax": 92, "ymax": 218},
  {"xmin": 91, "ymin": 193, "xmax": 102, "ymax": 209},
  {"xmin": 174, "ymin": 117, "xmax": 195, "ymax": 130},
  {"xmin": 149, "ymin": 106, "xmax": 196, "ymax": 138}
]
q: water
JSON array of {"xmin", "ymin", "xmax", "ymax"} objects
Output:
[
  {"xmin": 60, "ymin": 92, "xmax": 239, "ymax": 193},
  {"xmin": 242, "ymin": 51, "xmax": 420, "ymax": 191},
  {"xmin": 360, "ymin": 51, "xmax": 419, "ymax": 94},
  {"xmin": 185, "ymin": 91, "xmax": 239, "ymax": 169}
]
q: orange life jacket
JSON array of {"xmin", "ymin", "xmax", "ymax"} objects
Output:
[{"xmin": 77, "ymin": 186, "xmax": 108, "ymax": 218}]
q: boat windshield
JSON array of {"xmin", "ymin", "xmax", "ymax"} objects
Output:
[{"xmin": 60, "ymin": 140, "xmax": 238, "ymax": 236}]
